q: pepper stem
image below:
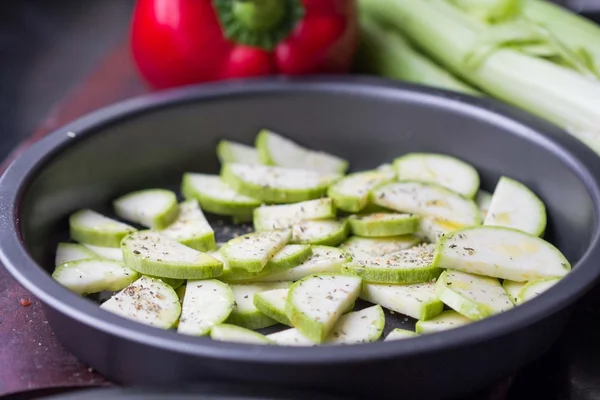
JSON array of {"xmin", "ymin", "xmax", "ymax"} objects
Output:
[{"xmin": 233, "ymin": 0, "xmax": 285, "ymax": 32}]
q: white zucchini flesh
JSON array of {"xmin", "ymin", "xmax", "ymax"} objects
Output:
[
  {"xmin": 267, "ymin": 327, "xmax": 316, "ymax": 346},
  {"xmin": 253, "ymin": 288, "xmax": 291, "ymax": 326},
  {"xmin": 416, "ymin": 311, "xmax": 472, "ymax": 334},
  {"xmin": 210, "ymin": 324, "xmax": 272, "ymax": 344},
  {"xmin": 220, "ymin": 230, "xmax": 291, "ymax": 272},
  {"xmin": 69, "ymin": 209, "xmax": 136, "ymax": 247},
  {"xmin": 435, "ymin": 270, "xmax": 514, "ymax": 320},
  {"xmin": 416, "ymin": 216, "xmax": 466, "ymax": 243},
  {"xmin": 503, "ymin": 280, "xmax": 527, "ymax": 305},
  {"xmin": 327, "ymin": 169, "xmax": 396, "ymax": 212},
  {"xmin": 216, "ymin": 140, "xmax": 261, "ymax": 165},
  {"xmin": 291, "ymin": 220, "xmax": 349, "ymax": 247},
  {"xmin": 55, "ymin": 242, "xmax": 98, "ymax": 267},
  {"xmin": 385, "ymin": 329, "xmax": 419, "ymax": 341},
  {"xmin": 371, "ymin": 181, "xmax": 481, "ymax": 226},
  {"xmin": 517, "ymin": 278, "xmax": 560, "ymax": 303},
  {"xmin": 340, "ymin": 235, "xmax": 420, "ymax": 263},
  {"xmin": 285, "ymin": 274, "xmax": 362, "ymax": 343},
  {"xmin": 361, "ymin": 281, "xmax": 443, "ymax": 320},
  {"xmin": 348, "ymin": 213, "xmax": 420, "ymax": 237},
  {"xmin": 100, "ymin": 276, "xmax": 181, "ymax": 329},
  {"xmin": 82, "ymin": 244, "xmax": 123, "ymax": 261},
  {"xmin": 484, "ymin": 177, "xmax": 547, "ymax": 236},
  {"xmin": 221, "ymin": 163, "xmax": 341, "ymax": 204},
  {"xmin": 255, "ymin": 129, "xmax": 349, "ymax": 174},
  {"xmin": 113, "ymin": 189, "xmax": 179, "ymax": 229},
  {"xmin": 121, "ymin": 231, "xmax": 223, "ymax": 279},
  {"xmin": 255, "ymin": 246, "xmax": 351, "ymax": 282},
  {"xmin": 253, "ymin": 198, "xmax": 336, "ymax": 231},
  {"xmin": 434, "ymin": 226, "xmax": 571, "ymax": 281},
  {"xmin": 177, "ymin": 280, "xmax": 234, "ymax": 336},
  {"xmin": 476, "ymin": 190, "xmax": 493, "ymax": 220},
  {"xmin": 160, "ymin": 200, "xmax": 216, "ymax": 252},
  {"xmin": 52, "ymin": 259, "xmax": 139, "ymax": 295},
  {"xmin": 393, "ymin": 153, "xmax": 480, "ymax": 198},
  {"xmin": 226, "ymin": 282, "xmax": 292, "ymax": 330}
]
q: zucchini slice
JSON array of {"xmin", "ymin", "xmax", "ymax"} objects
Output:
[
  {"xmin": 181, "ymin": 173, "xmax": 261, "ymax": 219},
  {"xmin": 153, "ymin": 277, "xmax": 185, "ymax": 289},
  {"xmin": 253, "ymin": 288, "xmax": 292, "ymax": 326},
  {"xmin": 434, "ymin": 226, "xmax": 571, "ymax": 281},
  {"xmin": 69, "ymin": 209, "xmax": 136, "ymax": 247},
  {"xmin": 371, "ymin": 181, "xmax": 481, "ymax": 226},
  {"xmin": 255, "ymin": 246, "xmax": 351, "ymax": 282},
  {"xmin": 348, "ymin": 213, "xmax": 420, "ymax": 237},
  {"xmin": 291, "ymin": 220, "xmax": 350, "ymax": 246},
  {"xmin": 217, "ymin": 140, "xmax": 261, "ymax": 165},
  {"xmin": 416, "ymin": 216, "xmax": 465, "ymax": 243},
  {"xmin": 517, "ymin": 278, "xmax": 560, "ymax": 303},
  {"xmin": 160, "ymin": 200, "xmax": 216, "ymax": 252},
  {"xmin": 253, "ymin": 198, "xmax": 336, "ymax": 231},
  {"xmin": 435, "ymin": 270, "xmax": 513, "ymax": 320},
  {"xmin": 82, "ymin": 244, "xmax": 123, "ymax": 261},
  {"xmin": 343, "ymin": 244, "xmax": 442, "ymax": 285},
  {"xmin": 503, "ymin": 280, "xmax": 526, "ymax": 305},
  {"xmin": 476, "ymin": 190, "xmax": 493, "ymax": 220},
  {"xmin": 340, "ymin": 235, "xmax": 420, "ymax": 263},
  {"xmin": 113, "ymin": 189, "xmax": 179, "ymax": 229},
  {"xmin": 360, "ymin": 281, "xmax": 443, "ymax": 320},
  {"xmin": 210, "ymin": 324, "xmax": 272, "ymax": 344},
  {"xmin": 100, "ymin": 276, "xmax": 181, "ymax": 329},
  {"xmin": 267, "ymin": 328, "xmax": 315, "ymax": 346},
  {"xmin": 327, "ymin": 168, "xmax": 397, "ymax": 213},
  {"xmin": 52, "ymin": 259, "xmax": 139, "ymax": 295},
  {"xmin": 285, "ymin": 273, "xmax": 362, "ymax": 343},
  {"xmin": 255, "ymin": 129, "xmax": 349, "ymax": 174},
  {"xmin": 415, "ymin": 311, "xmax": 472, "ymax": 334},
  {"xmin": 484, "ymin": 177, "xmax": 547, "ymax": 236},
  {"xmin": 177, "ymin": 279, "xmax": 235, "ymax": 336},
  {"xmin": 385, "ymin": 329, "xmax": 419, "ymax": 341},
  {"xmin": 220, "ymin": 230, "xmax": 291, "ymax": 272},
  {"xmin": 221, "ymin": 163, "xmax": 341, "ymax": 204},
  {"xmin": 55, "ymin": 242, "xmax": 98, "ymax": 267},
  {"xmin": 226, "ymin": 282, "xmax": 292, "ymax": 330},
  {"xmin": 393, "ymin": 153, "xmax": 480, "ymax": 198},
  {"xmin": 121, "ymin": 231, "xmax": 223, "ymax": 279}
]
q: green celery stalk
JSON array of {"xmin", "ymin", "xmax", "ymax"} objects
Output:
[
  {"xmin": 357, "ymin": 16, "xmax": 481, "ymax": 96},
  {"xmin": 359, "ymin": 0, "xmax": 600, "ymax": 154}
]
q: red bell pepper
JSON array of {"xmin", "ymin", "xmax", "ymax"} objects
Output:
[{"xmin": 131, "ymin": 0, "xmax": 357, "ymax": 89}]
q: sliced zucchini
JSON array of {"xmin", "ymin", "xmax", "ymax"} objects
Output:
[
  {"xmin": 113, "ymin": 189, "xmax": 179, "ymax": 229},
  {"xmin": 221, "ymin": 163, "xmax": 340, "ymax": 204},
  {"xmin": 360, "ymin": 281, "xmax": 443, "ymax": 320},
  {"xmin": 285, "ymin": 273, "xmax": 362, "ymax": 343},
  {"xmin": 435, "ymin": 270, "xmax": 513, "ymax": 320},
  {"xmin": 340, "ymin": 235, "xmax": 420, "ymax": 263},
  {"xmin": 371, "ymin": 181, "xmax": 481, "ymax": 226},
  {"xmin": 267, "ymin": 328, "xmax": 315, "ymax": 346},
  {"xmin": 55, "ymin": 242, "xmax": 98, "ymax": 267},
  {"xmin": 100, "ymin": 276, "xmax": 181, "ymax": 329},
  {"xmin": 503, "ymin": 280, "xmax": 526, "ymax": 305},
  {"xmin": 226, "ymin": 282, "xmax": 292, "ymax": 330},
  {"xmin": 177, "ymin": 279, "xmax": 235, "ymax": 336},
  {"xmin": 416, "ymin": 216, "xmax": 465, "ymax": 243},
  {"xmin": 484, "ymin": 177, "xmax": 547, "ymax": 236},
  {"xmin": 220, "ymin": 230, "xmax": 291, "ymax": 272},
  {"xmin": 253, "ymin": 198, "xmax": 336, "ymax": 231},
  {"xmin": 176, "ymin": 284, "xmax": 186, "ymax": 303},
  {"xmin": 181, "ymin": 173, "xmax": 260, "ymax": 219},
  {"xmin": 52, "ymin": 259, "xmax": 139, "ymax": 295},
  {"xmin": 121, "ymin": 231, "xmax": 223, "ymax": 279},
  {"xmin": 327, "ymin": 169, "xmax": 396, "ymax": 213},
  {"xmin": 82, "ymin": 244, "xmax": 123, "ymax": 261},
  {"xmin": 255, "ymin": 129, "xmax": 349, "ymax": 174},
  {"xmin": 69, "ymin": 209, "xmax": 136, "ymax": 247},
  {"xmin": 434, "ymin": 226, "xmax": 571, "ymax": 281},
  {"xmin": 415, "ymin": 310, "xmax": 472, "ymax": 334},
  {"xmin": 256, "ymin": 246, "xmax": 351, "ymax": 282},
  {"xmin": 217, "ymin": 140, "xmax": 261, "ymax": 165},
  {"xmin": 476, "ymin": 190, "xmax": 493, "ymax": 220},
  {"xmin": 210, "ymin": 324, "xmax": 272, "ymax": 345},
  {"xmin": 160, "ymin": 200, "xmax": 216, "ymax": 252},
  {"xmin": 253, "ymin": 288, "xmax": 292, "ymax": 326},
  {"xmin": 348, "ymin": 213, "xmax": 420, "ymax": 237},
  {"xmin": 151, "ymin": 277, "xmax": 185, "ymax": 289},
  {"xmin": 517, "ymin": 278, "xmax": 560, "ymax": 303},
  {"xmin": 291, "ymin": 220, "xmax": 349, "ymax": 246},
  {"xmin": 343, "ymin": 244, "xmax": 442, "ymax": 285},
  {"xmin": 327, "ymin": 305, "xmax": 385, "ymax": 345},
  {"xmin": 393, "ymin": 153, "xmax": 480, "ymax": 198},
  {"xmin": 385, "ymin": 328, "xmax": 419, "ymax": 341}
]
